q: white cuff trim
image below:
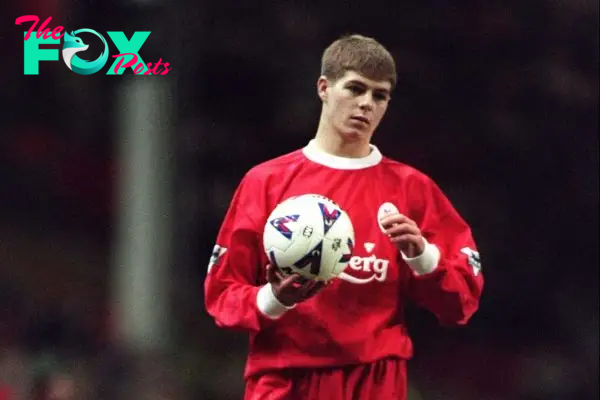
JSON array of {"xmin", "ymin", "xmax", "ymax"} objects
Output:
[
  {"xmin": 401, "ymin": 237, "xmax": 440, "ymax": 276},
  {"xmin": 256, "ymin": 283, "xmax": 295, "ymax": 320}
]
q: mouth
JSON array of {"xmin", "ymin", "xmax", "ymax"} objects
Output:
[{"xmin": 350, "ymin": 116, "xmax": 369, "ymax": 125}]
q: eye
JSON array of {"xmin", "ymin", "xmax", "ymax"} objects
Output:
[
  {"xmin": 347, "ymin": 85, "xmax": 364, "ymax": 94},
  {"xmin": 373, "ymin": 92, "xmax": 389, "ymax": 101}
]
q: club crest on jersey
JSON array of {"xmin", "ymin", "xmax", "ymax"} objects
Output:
[
  {"xmin": 269, "ymin": 214, "xmax": 300, "ymax": 240},
  {"xmin": 318, "ymin": 202, "xmax": 341, "ymax": 234},
  {"xmin": 377, "ymin": 202, "xmax": 400, "ymax": 233}
]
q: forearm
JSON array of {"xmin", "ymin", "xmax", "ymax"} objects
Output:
[
  {"xmin": 409, "ymin": 265, "xmax": 481, "ymax": 325},
  {"xmin": 404, "ymin": 239, "xmax": 483, "ymax": 325},
  {"xmin": 205, "ymin": 280, "xmax": 294, "ymax": 333}
]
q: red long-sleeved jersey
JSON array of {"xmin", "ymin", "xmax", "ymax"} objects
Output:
[{"xmin": 204, "ymin": 140, "xmax": 484, "ymax": 379}]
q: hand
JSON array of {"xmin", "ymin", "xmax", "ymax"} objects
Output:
[
  {"xmin": 266, "ymin": 264, "xmax": 325, "ymax": 307},
  {"xmin": 379, "ymin": 213, "xmax": 425, "ymax": 258}
]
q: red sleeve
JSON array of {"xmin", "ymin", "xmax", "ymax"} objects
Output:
[
  {"xmin": 204, "ymin": 172, "xmax": 292, "ymax": 333},
  {"xmin": 403, "ymin": 175, "xmax": 484, "ymax": 326}
]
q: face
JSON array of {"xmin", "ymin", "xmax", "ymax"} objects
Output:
[{"xmin": 318, "ymin": 70, "xmax": 392, "ymax": 142}]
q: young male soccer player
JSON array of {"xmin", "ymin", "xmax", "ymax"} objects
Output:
[{"xmin": 204, "ymin": 34, "xmax": 484, "ymax": 399}]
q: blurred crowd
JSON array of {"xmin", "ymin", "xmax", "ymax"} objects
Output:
[{"xmin": 1, "ymin": 0, "xmax": 598, "ymax": 399}]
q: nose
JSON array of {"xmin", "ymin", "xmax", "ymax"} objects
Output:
[{"xmin": 358, "ymin": 92, "xmax": 374, "ymax": 111}]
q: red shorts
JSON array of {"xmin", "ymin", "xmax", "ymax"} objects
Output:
[{"xmin": 244, "ymin": 358, "xmax": 407, "ymax": 400}]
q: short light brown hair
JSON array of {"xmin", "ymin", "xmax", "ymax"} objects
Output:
[{"xmin": 321, "ymin": 34, "xmax": 397, "ymax": 88}]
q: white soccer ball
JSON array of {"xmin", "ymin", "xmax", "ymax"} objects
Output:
[{"xmin": 263, "ymin": 194, "xmax": 355, "ymax": 281}]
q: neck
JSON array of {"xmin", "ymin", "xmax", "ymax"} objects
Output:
[{"xmin": 314, "ymin": 115, "xmax": 371, "ymax": 158}]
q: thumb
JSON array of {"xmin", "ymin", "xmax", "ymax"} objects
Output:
[
  {"xmin": 406, "ymin": 243, "xmax": 415, "ymax": 258},
  {"xmin": 266, "ymin": 264, "xmax": 276, "ymax": 283}
]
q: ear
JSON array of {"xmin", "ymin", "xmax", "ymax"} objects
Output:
[{"xmin": 317, "ymin": 76, "xmax": 329, "ymax": 102}]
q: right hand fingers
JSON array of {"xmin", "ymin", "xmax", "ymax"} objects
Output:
[
  {"xmin": 280, "ymin": 274, "xmax": 324, "ymax": 295},
  {"xmin": 270, "ymin": 266, "xmax": 329, "ymax": 292},
  {"xmin": 266, "ymin": 264, "xmax": 287, "ymax": 283},
  {"xmin": 280, "ymin": 273, "xmax": 304, "ymax": 288},
  {"xmin": 299, "ymin": 280, "xmax": 325, "ymax": 299},
  {"xmin": 280, "ymin": 280, "xmax": 326, "ymax": 306},
  {"xmin": 274, "ymin": 274, "xmax": 329, "ymax": 305}
]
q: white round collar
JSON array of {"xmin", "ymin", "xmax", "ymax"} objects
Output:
[{"xmin": 302, "ymin": 139, "xmax": 382, "ymax": 170}]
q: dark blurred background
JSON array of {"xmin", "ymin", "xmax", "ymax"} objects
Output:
[{"xmin": 0, "ymin": 1, "xmax": 598, "ymax": 399}]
